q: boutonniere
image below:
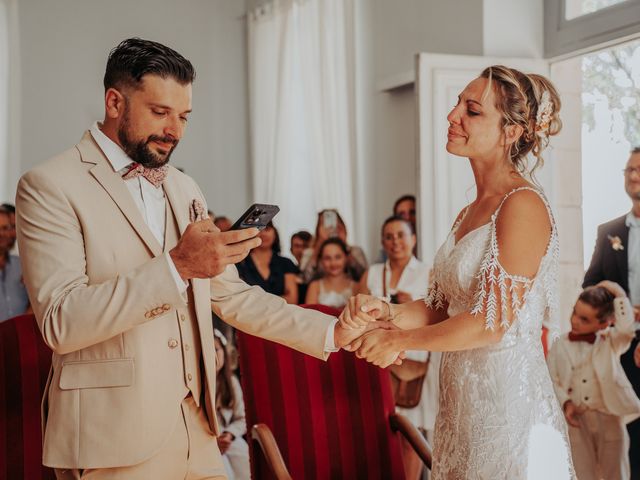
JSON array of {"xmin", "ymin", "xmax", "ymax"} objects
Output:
[
  {"xmin": 608, "ymin": 235, "xmax": 624, "ymax": 251},
  {"xmin": 189, "ymin": 199, "xmax": 208, "ymax": 223}
]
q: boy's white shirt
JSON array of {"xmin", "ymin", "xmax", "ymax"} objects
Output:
[{"xmin": 547, "ymin": 297, "xmax": 640, "ymax": 424}]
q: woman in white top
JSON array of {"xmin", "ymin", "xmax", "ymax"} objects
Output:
[
  {"xmin": 357, "ymin": 216, "xmax": 440, "ymax": 480},
  {"xmin": 306, "ymin": 238, "xmax": 355, "ymax": 308}
]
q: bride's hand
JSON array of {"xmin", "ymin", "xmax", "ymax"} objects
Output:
[
  {"xmin": 349, "ymin": 322, "xmax": 404, "ymax": 368},
  {"xmin": 339, "ymin": 294, "xmax": 390, "ymax": 329}
]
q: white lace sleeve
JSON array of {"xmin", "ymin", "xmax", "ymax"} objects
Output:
[
  {"xmin": 425, "ymin": 281, "xmax": 447, "ymax": 311},
  {"xmin": 470, "ymin": 187, "xmax": 559, "ymax": 334}
]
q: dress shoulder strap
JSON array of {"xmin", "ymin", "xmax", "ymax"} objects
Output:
[{"xmin": 471, "ymin": 186, "xmax": 559, "ymax": 331}]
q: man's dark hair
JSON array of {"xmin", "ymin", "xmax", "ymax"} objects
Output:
[
  {"xmin": 104, "ymin": 38, "xmax": 196, "ymax": 92},
  {"xmin": 578, "ymin": 286, "xmax": 615, "ymax": 322},
  {"xmin": 632, "ymin": 146, "xmax": 640, "ymax": 155},
  {"xmin": 381, "ymin": 215, "xmax": 415, "ymax": 235},
  {"xmin": 291, "ymin": 230, "xmax": 312, "ymax": 243},
  {"xmin": 265, "ymin": 222, "xmax": 281, "ymax": 255},
  {"xmin": 393, "ymin": 194, "xmax": 416, "ymax": 214},
  {"xmin": 1, "ymin": 203, "xmax": 15, "ymax": 214}
]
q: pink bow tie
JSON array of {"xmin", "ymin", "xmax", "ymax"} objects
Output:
[{"xmin": 122, "ymin": 163, "xmax": 169, "ymax": 188}]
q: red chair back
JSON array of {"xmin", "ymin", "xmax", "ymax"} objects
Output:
[
  {"xmin": 237, "ymin": 305, "xmax": 405, "ymax": 479},
  {"xmin": 0, "ymin": 314, "xmax": 55, "ymax": 479}
]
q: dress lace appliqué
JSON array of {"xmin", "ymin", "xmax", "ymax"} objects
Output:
[{"xmin": 426, "ymin": 187, "xmax": 574, "ymax": 480}]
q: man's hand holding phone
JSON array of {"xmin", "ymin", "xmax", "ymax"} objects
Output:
[{"xmin": 170, "ymin": 219, "xmax": 262, "ymax": 280}]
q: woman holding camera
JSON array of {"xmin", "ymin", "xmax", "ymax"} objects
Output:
[{"xmin": 357, "ymin": 215, "xmax": 438, "ymax": 480}]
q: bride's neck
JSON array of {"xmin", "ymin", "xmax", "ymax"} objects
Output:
[{"xmin": 469, "ymin": 155, "xmax": 521, "ymax": 199}]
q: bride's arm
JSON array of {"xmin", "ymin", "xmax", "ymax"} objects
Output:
[
  {"xmin": 387, "ymin": 299, "xmax": 448, "ymax": 329},
  {"xmin": 352, "ymin": 190, "xmax": 552, "ymax": 366}
]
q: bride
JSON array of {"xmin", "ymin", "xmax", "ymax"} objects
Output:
[{"xmin": 340, "ymin": 65, "xmax": 575, "ymax": 479}]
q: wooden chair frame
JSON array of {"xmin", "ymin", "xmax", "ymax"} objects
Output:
[{"xmin": 250, "ymin": 412, "xmax": 432, "ymax": 479}]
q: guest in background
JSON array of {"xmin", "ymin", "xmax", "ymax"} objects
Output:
[
  {"xmin": 214, "ymin": 329, "xmax": 250, "ymax": 480},
  {"xmin": 0, "ymin": 207, "xmax": 29, "ymax": 322},
  {"xmin": 1, "ymin": 203, "xmax": 17, "ymax": 255},
  {"xmin": 547, "ymin": 281, "xmax": 640, "ymax": 480},
  {"xmin": 583, "ymin": 146, "xmax": 640, "ymax": 475},
  {"xmin": 290, "ymin": 230, "xmax": 312, "ymax": 265},
  {"xmin": 393, "ymin": 195, "xmax": 416, "ymax": 231},
  {"xmin": 236, "ymin": 222, "xmax": 299, "ymax": 304},
  {"xmin": 357, "ymin": 215, "xmax": 438, "ymax": 480},
  {"xmin": 299, "ymin": 209, "xmax": 367, "ymax": 283},
  {"xmin": 214, "ymin": 215, "xmax": 233, "ymax": 232},
  {"xmin": 305, "ymin": 238, "xmax": 355, "ymax": 308},
  {"xmin": 291, "ymin": 230, "xmax": 312, "ymax": 303}
]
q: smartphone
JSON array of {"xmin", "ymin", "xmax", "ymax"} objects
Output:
[
  {"xmin": 230, "ymin": 204, "xmax": 280, "ymax": 231},
  {"xmin": 322, "ymin": 210, "xmax": 338, "ymax": 237}
]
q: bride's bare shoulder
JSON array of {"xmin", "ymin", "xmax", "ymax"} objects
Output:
[{"xmin": 494, "ymin": 189, "xmax": 552, "ymax": 276}]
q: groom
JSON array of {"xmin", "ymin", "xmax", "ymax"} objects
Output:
[{"xmin": 16, "ymin": 38, "xmax": 367, "ymax": 479}]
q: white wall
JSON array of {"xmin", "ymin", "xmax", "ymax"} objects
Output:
[
  {"xmin": 14, "ymin": 0, "xmax": 250, "ymax": 217},
  {"xmin": 355, "ymin": 0, "xmax": 484, "ymax": 259}
]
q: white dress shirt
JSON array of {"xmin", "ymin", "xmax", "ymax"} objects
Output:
[
  {"xmin": 625, "ymin": 212, "xmax": 640, "ymax": 306},
  {"xmin": 90, "ymin": 122, "xmax": 186, "ymax": 293}
]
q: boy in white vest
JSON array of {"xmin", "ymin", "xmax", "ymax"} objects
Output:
[{"xmin": 547, "ymin": 280, "xmax": 640, "ymax": 480}]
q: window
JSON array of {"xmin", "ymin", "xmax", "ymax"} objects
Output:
[
  {"xmin": 545, "ymin": 0, "xmax": 640, "ymax": 57},
  {"xmin": 565, "ymin": 0, "xmax": 629, "ymax": 20}
]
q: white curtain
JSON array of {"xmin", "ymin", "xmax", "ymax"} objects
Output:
[
  {"xmin": 248, "ymin": 0, "xmax": 357, "ymax": 249},
  {"xmin": 0, "ymin": 0, "xmax": 19, "ymax": 204}
]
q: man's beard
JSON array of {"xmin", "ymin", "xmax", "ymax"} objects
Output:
[{"xmin": 117, "ymin": 107, "xmax": 178, "ymax": 169}]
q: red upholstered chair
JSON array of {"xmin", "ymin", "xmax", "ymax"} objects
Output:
[
  {"xmin": 0, "ymin": 314, "xmax": 55, "ymax": 480},
  {"xmin": 237, "ymin": 304, "xmax": 432, "ymax": 479}
]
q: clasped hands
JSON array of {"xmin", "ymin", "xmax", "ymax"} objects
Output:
[{"xmin": 336, "ymin": 294, "xmax": 406, "ymax": 368}]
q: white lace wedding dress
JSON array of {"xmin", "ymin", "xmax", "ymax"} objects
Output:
[{"xmin": 425, "ymin": 187, "xmax": 576, "ymax": 479}]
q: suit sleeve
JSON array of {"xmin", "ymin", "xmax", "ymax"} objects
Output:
[
  {"xmin": 583, "ymin": 225, "xmax": 606, "ymax": 288},
  {"xmin": 608, "ymin": 297, "xmax": 636, "ymax": 355},
  {"xmin": 210, "ymin": 265, "xmax": 335, "ymax": 360},
  {"xmin": 16, "ymin": 170, "xmax": 187, "ymax": 355}
]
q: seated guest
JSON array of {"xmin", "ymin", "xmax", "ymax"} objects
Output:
[
  {"xmin": 290, "ymin": 230, "xmax": 312, "ymax": 265},
  {"xmin": 0, "ymin": 206, "xmax": 29, "ymax": 322},
  {"xmin": 305, "ymin": 238, "xmax": 355, "ymax": 308},
  {"xmin": 547, "ymin": 281, "xmax": 640, "ymax": 480},
  {"xmin": 1, "ymin": 203, "xmax": 17, "ymax": 255},
  {"xmin": 299, "ymin": 209, "xmax": 367, "ymax": 283},
  {"xmin": 214, "ymin": 215, "xmax": 233, "ymax": 232},
  {"xmin": 236, "ymin": 222, "xmax": 298, "ymax": 304},
  {"xmin": 357, "ymin": 215, "xmax": 438, "ymax": 480},
  {"xmin": 377, "ymin": 195, "xmax": 418, "ymax": 263},
  {"xmin": 291, "ymin": 230, "xmax": 312, "ymax": 303},
  {"xmin": 393, "ymin": 194, "xmax": 416, "ymax": 231},
  {"xmin": 214, "ymin": 329, "xmax": 250, "ymax": 480}
]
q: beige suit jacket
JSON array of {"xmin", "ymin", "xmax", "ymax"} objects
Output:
[{"xmin": 16, "ymin": 132, "xmax": 335, "ymax": 469}]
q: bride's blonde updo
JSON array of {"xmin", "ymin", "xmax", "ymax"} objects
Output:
[{"xmin": 480, "ymin": 65, "xmax": 562, "ymax": 176}]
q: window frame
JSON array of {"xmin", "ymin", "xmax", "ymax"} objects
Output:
[{"xmin": 545, "ymin": 0, "xmax": 640, "ymax": 57}]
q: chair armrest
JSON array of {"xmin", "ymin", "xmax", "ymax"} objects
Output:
[
  {"xmin": 389, "ymin": 413, "xmax": 433, "ymax": 470},
  {"xmin": 250, "ymin": 423, "xmax": 293, "ymax": 480}
]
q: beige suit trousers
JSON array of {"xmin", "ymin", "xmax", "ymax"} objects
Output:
[
  {"xmin": 569, "ymin": 409, "xmax": 629, "ymax": 480},
  {"xmin": 55, "ymin": 395, "xmax": 226, "ymax": 480}
]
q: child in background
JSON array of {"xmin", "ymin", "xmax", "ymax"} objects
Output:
[
  {"xmin": 305, "ymin": 238, "xmax": 355, "ymax": 308},
  {"xmin": 214, "ymin": 329, "xmax": 250, "ymax": 480},
  {"xmin": 547, "ymin": 281, "xmax": 640, "ymax": 480}
]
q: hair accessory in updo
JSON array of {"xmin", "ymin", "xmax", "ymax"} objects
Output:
[{"xmin": 535, "ymin": 90, "xmax": 554, "ymax": 134}]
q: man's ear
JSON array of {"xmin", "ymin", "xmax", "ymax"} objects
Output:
[
  {"xmin": 503, "ymin": 124, "xmax": 524, "ymax": 147},
  {"xmin": 105, "ymin": 88, "xmax": 126, "ymax": 120}
]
